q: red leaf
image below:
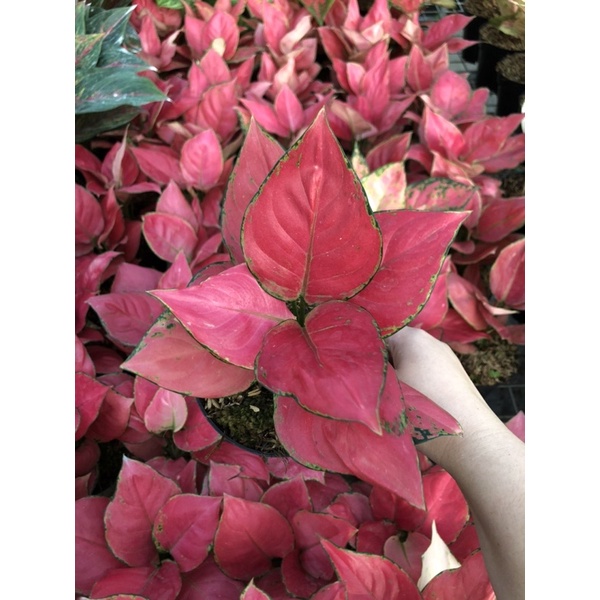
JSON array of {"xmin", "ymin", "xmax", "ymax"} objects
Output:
[
  {"xmin": 151, "ymin": 264, "xmax": 293, "ymax": 369},
  {"xmin": 222, "ymin": 119, "xmax": 284, "ymax": 264},
  {"xmin": 384, "ymin": 531, "xmax": 430, "ymax": 584},
  {"xmin": 475, "ymin": 196, "xmax": 525, "ymax": 243},
  {"xmin": 104, "ymin": 458, "xmax": 181, "ymax": 567},
  {"xmin": 274, "ymin": 368, "xmax": 425, "ymax": 509},
  {"xmin": 85, "ymin": 387, "xmax": 134, "ymax": 442},
  {"xmin": 356, "ymin": 521, "xmax": 399, "ymax": 555},
  {"xmin": 259, "ymin": 301, "xmax": 386, "ymax": 433},
  {"xmin": 122, "ymin": 312, "xmax": 254, "ymax": 398},
  {"xmin": 321, "ymin": 539, "xmax": 423, "ymax": 599},
  {"xmin": 213, "ymin": 495, "xmax": 294, "ymax": 580},
  {"xmin": 76, "ymin": 497, "xmax": 124, "ymax": 594},
  {"xmin": 131, "ymin": 145, "xmax": 184, "ymax": 186},
  {"xmin": 489, "ymin": 238, "xmax": 525, "ymax": 310},
  {"xmin": 153, "ymin": 494, "xmax": 221, "ymax": 572},
  {"xmin": 349, "ymin": 210, "xmax": 467, "ymax": 336},
  {"xmin": 242, "ymin": 109, "xmax": 382, "ymax": 304},
  {"xmin": 178, "ymin": 557, "xmax": 244, "ymax": 599},
  {"xmin": 180, "ymin": 129, "xmax": 224, "ymax": 191},
  {"xmin": 261, "ymin": 477, "xmax": 313, "ymax": 522},
  {"xmin": 89, "ymin": 560, "xmax": 182, "ymax": 600},
  {"xmin": 146, "ymin": 456, "xmax": 200, "ymax": 494}
]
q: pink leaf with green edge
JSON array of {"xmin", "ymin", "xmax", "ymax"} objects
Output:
[
  {"xmin": 356, "ymin": 521, "xmax": 399, "ymax": 555},
  {"xmin": 398, "ymin": 378, "xmax": 462, "ymax": 444},
  {"xmin": 242, "ymin": 109, "xmax": 382, "ymax": 304},
  {"xmin": 173, "ymin": 397, "xmax": 223, "ymax": 452},
  {"xmin": 326, "ymin": 492, "xmax": 372, "ymax": 528},
  {"xmin": 409, "ymin": 260, "xmax": 450, "ymax": 331},
  {"xmin": 104, "ymin": 458, "xmax": 181, "ymax": 567},
  {"xmin": 147, "ymin": 457, "xmax": 200, "ymax": 494},
  {"xmin": 349, "ymin": 210, "xmax": 468, "ymax": 336},
  {"xmin": 152, "ymin": 494, "xmax": 221, "ymax": 572},
  {"xmin": 122, "ymin": 311, "xmax": 254, "ymax": 398},
  {"xmin": 362, "ymin": 162, "xmax": 407, "ymax": 212},
  {"xmin": 421, "ymin": 551, "xmax": 494, "ymax": 600},
  {"xmin": 384, "ymin": 531, "xmax": 430, "ymax": 584},
  {"xmin": 417, "ymin": 467, "xmax": 469, "ymax": 545},
  {"xmin": 259, "ymin": 301, "xmax": 386, "ymax": 433},
  {"xmin": 321, "ymin": 539, "xmax": 423, "ymax": 600},
  {"xmin": 76, "ymin": 373, "xmax": 108, "ymax": 441},
  {"xmin": 142, "ymin": 213, "xmax": 198, "ymax": 263},
  {"xmin": 85, "ymin": 388, "xmax": 134, "ymax": 442},
  {"xmin": 180, "ymin": 129, "xmax": 224, "ymax": 191},
  {"xmin": 143, "ymin": 388, "xmax": 188, "ymax": 434},
  {"xmin": 475, "ymin": 195, "xmax": 525, "ymax": 243},
  {"xmin": 265, "ymin": 457, "xmax": 326, "ymax": 484},
  {"xmin": 76, "ymin": 497, "xmax": 124, "ymax": 595},
  {"xmin": 222, "ymin": 118, "xmax": 284, "ymax": 264},
  {"xmin": 87, "ymin": 292, "xmax": 165, "ymax": 347},
  {"xmin": 213, "ymin": 494, "xmax": 294, "ymax": 580},
  {"xmin": 274, "ymin": 369, "xmax": 425, "ymax": 509},
  {"xmin": 179, "ymin": 557, "xmax": 244, "ymax": 600},
  {"xmin": 151, "ymin": 264, "xmax": 294, "ymax": 369},
  {"xmin": 76, "ymin": 184, "xmax": 104, "ymax": 256},
  {"xmin": 421, "ymin": 107, "xmax": 465, "ymax": 159},
  {"xmin": 404, "ymin": 178, "xmax": 476, "ymax": 211},
  {"xmin": 207, "ymin": 462, "xmax": 265, "ymax": 501},
  {"xmin": 260, "ymin": 477, "xmax": 313, "ymax": 522},
  {"xmin": 292, "ymin": 511, "xmax": 357, "ymax": 580},
  {"xmin": 241, "ymin": 581, "xmax": 272, "ymax": 600},
  {"xmin": 489, "ymin": 238, "xmax": 525, "ymax": 310},
  {"xmin": 89, "ymin": 560, "xmax": 182, "ymax": 600}
]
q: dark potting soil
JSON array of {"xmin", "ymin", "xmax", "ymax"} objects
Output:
[
  {"xmin": 480, "ymin": 23, "xmax": 525, "ymax": 51},
  {"xmin": 497, "ymin": 51, "xmax": 525, "ymax": 84},
  {"xmin": 463, "ymin": 0, "xmax": 501, "ymax": 19}
]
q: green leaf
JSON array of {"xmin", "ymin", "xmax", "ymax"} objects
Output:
[
  {"xmin": 156, "ymin": 0, "xmax": 186, "ymax": 8},
  {"xmin": 75, "ymin": 33, "xmax": 105, "ymax": 70},
  {"xmin": 75, "ymin": 106, "xmax": 141, "ymax": 143},
  {"xmin": 297, "ymin": 0, "xmax": 335, "ymax": 25},
  {"xmin": 75, "ymin": 67, "xmax": 167, "ymax": 114}
]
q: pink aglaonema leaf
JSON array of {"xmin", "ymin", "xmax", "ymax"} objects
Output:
[
  {"xmin": 222, "ymin": 118, "xmax": 284, "ymax": 264},
  {"xmin": 240, "ymin": 581, "xmax": 272, "ymax": 600},
  {"xmin": 180, "ymin": 129, "xmax": 224, "ymax": 191},
  {"xmin": 179, "ymin": 557, "xmax": 245, "ymax": 599},
  {"xmin": 75, "ymin": 497, "xmax": 124, "ymax": 595},
  {"xmin": 146, "ymin": 456, "xmax": 200, "ymax": 494},
  {"xmin": 207, "ymin": 462, "xmax": 265, "ymax": 502},
  {"xmin": 489, "ymin": 238, "xmax": 525, "ymax": 310},
  {"xmin": 260, "ymin": 476, "xmax": 312, "ymax": 523},
  {"xmin": 173, "ymin": 397, "xmax": 223, "ymax": 452},
  {"xmin": 75, "ymin": 184, "xmax": 104, "ymax": 256},
  {"xmin": 85, "ymin": 387, "xmax": 134, "ymax": 442},
  {"xmin": 196, "ymin": 440, "xmax": 271, "ymax": 481},
  {"xmin": 399, "ymin": 378, "xmax": 462, "ymax": 443},
  {"xmin": 356, "ymin": 521, "xmax": 399, "ymax": 555},
  {"xmin": 259, "ymin": 301, "xmax": 386, "ymax": 433},
  {"xmin": 421, "ymin": 550, "xmax": 494, "ymax": 600},
  {"xmin": 89, "ymin": 560, "xmax": 182, "ymax": 600},
  {"xmin": 87, "ymin": 292, "xmax": 165, "ymax": 347},
  {"xmin": 404, "ymin": 178, "xmax": 476, "ymax": 212},
  {"xmin": 362, "ymin": 162, "xmax": 407, "ymax": 212},
  {"xmin": 421, "ymin": 106, "xmax": 465, "ymax": 159},
  {"xmin": 242, "ymin": 109, "xmax": 382, "ymax": 304},
  {"xmin": 474, "ymin": 196, "xmax": 525, "ymax": 243},
  {"xmin": 75, "ymin": 373, "xmax": 108, "ymax": 441},
  {"xmin": 321, "ymin": 539, "xmax": 423, "ymax": 600},
  {"xmin": 142, "ymin": 212, "xmax": 199, "ymax": 264},
  {"xmin": 151, "ymin": 264, "xmax": 294, "ymax": 369},
  {"xmin": 143, "ymin": 388, "xmax": 188, "ymax": 434},
  {"xmin": 104, "ymin": 457, "xmax": 181, "ymax": 567},
  {"xmin": 122, "ymin": 311, "xmax": 255, "ymax": 398},
  {"xmin": 274, "ymin": 368, "xmax": 425, "ymax": 509},
  {"xmin": 349, "ymin": 210, "xmax": 468, "ymax": 336},
  {"xmin": 213, "ymin": 494, "xmax": 294, "ymax": 580},
  {"xmin": 152, "ymin": 494, "xmax": 222, "ymax": 573},
  {"xmin": 281, "ymin": 549, "xmax": 330, "ymax": 598}
]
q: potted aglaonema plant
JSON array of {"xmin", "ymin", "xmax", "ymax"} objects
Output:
[{"xmin": 122, "ymin": 109, "xmax": 470, "ymax": 510}]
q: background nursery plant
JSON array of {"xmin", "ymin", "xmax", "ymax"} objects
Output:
[{"xmin": 75, "ymin": 0, "xmax": 525, "ymax": 598}]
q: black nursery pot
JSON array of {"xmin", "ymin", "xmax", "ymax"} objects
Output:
[
  {"xmin": 461, "ymin": 14, "xmax": 486, "ymax": 64},
  {"xmin": 495, "ymin": 52, "xmax": 525, "ymax": 117}
]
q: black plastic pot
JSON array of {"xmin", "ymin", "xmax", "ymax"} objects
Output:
[
  {"xmin": 461, "ymin": 14, "xmax": 486, "ymax": 64},
  {"xmin": 495, "ymin": 52, "xmax": 525, "ymax": 117}
]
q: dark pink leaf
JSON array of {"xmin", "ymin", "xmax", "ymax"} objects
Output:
[
  {"xmin": 260, "ymin": 476, "xmax": 313, "ymax": 523},
  {"xmin": 198, "ymin": 440, "xmax": 271, "ymax": 481},
  {"xmin": 306, "ymin": 474, "xmax": 352, "ymax": 513},
  {"xmin": 75, "ymin": 438, "xmax": 101, "ymax": 477},
  {"xmin": 241, "ymin": 581, "xmax": 272, "ymax": 600},
  {"xmin": 310, "ymin": 581, "xmax": 346, "ymax": 600},
  {"xmin": 349, "ymin": 210, "xmax": 467, "ymax": 336},
  {"xmin": 326, "ymin": 491, "xmax": 373, "ymax": 528},
  {"xmin": 146, "ymin": 457, "xmax": 200, "ymax": 494},
  {"xmin": 179, "ymin": 557, "xmax": 244, "ymax": 600},
  {"xmin": 449, "ymin": 519, "xmax": 481, "ymax": 562},
  {"xmin": 356, "ymin": 521, "xmax": 399, "ymax": 555},
  {"xmin": 87, "ymin": 292, "xmax": 164, "ymax": 347},
  {"xmin": 207, "ymin": 462, "xmax": 265, "ymax": 501},
  {"xmin": 489, "ymin": 238, "xmax": 525, "ymax": 310},
  {"xmin": 265, "ymin": 457, "xmax": 326, "ymax": 483},
  {"xmin": 85, "ymin": 387, "xmax": 134, "ymax": 442},
  {"xmin": 153, "ymin": 494, "xmax": 221, "ymax": 572},
  {"xmin": 76, "ymin": 497, "xmax": 124, "ymax": 594},
  {"xmin": 151, "ymin": 264, "xmax": 293, "ymax": 369},
  {"xmin": 462, "ymin": 114, "xmax": 524, "ymax": 164},
  {"xmin": 75, "ymin": 373, "xmax": 108, "ymax": 441},
  {"xmin": 142, "ymin": 213, "xmax": 198, "ymax": 263},
  {"xmin": 104, "ymin": 458, "xmax": 181, "ymax": 567},
  {"xmin": 274, "ymin": 367, "xmax": 425, "ymax": 509},
  {"xmin": 122, "ymin": 312, "xmax": 255, "ymax": 398},
  {"xmin": 421, "ymin": 551, "xmax": 494, "ymax": 600},
  {"xmin": 384, "ymin": 531, "xmax": 430, "ymax": 583},
  {"xmin": 222, "ymin": 118, "xmax": 284, "ymax": 264},
  {"xmin": 321, "ymin": 539, "xmax": 423, "ymax": 599},
  {"xmin": 475, "ymin": 196, "xmax": 525, "ymax": 243},
  {"xmin": 180, "ymin": 129, "xmax": 224, "ymax": 191},
  {"xmin": 131, "ymin": 145, "xmax": 184, "ymax": 186},
  {"xmin": 281, "ymin": 548, "xmax": 330, "ymax": 597},
  {"xmin": 75, "ymin": 184, "xmax": 104, "ymax": 256},
  {"xmin": 242, "ymin": 109, "xmax": 382, "ymax": 304},
  {"xmin": 173, "ymin": 397, "xmax": 223, "ymax": 452},
  {"xmin": 213, "ymin": 495, "xmax": 294, "ymax": 580},
  {"xmin": 259, "ymin": 301, "xmax": 386, "ymax": 433},
  {"xmin": 89, "ymin": 560, "xmax": 181, "ymax": 600}
]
